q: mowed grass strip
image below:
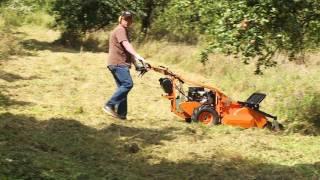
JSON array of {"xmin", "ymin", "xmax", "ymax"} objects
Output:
[{"xmin": 0, "ymin": 26, "xmax": 319, "ymax": 179}]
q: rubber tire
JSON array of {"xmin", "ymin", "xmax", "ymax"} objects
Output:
[
  {"xmin": 264, "ymin": 121, "xmax": 273, "ymax": 130},
  {"xmin": 264, "ymin": 121, "xmax": 284, "ymax": 131},
  {"xmin": 191, "ymin": 105, "xmax": 220, "ymax": 125}
]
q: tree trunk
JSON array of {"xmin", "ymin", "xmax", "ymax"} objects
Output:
[
  {"xmin": 80, "ymin": 31, "xmax": 87, "ymax": 53},
  {"xmin": 140, "ymin": 0, "xmax": 155, "ymax": 38}
]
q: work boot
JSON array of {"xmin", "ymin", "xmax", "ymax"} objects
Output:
[
  {"xmin": 102, "ymin": 106, "xmax": 118, "ymax": 118},
  {"xmin": 118, "ymin": 115, "xmax": 127, "ymax": 120}
]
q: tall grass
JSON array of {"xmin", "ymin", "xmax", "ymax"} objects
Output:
[{"xmin": 286, "ymin": 91, "xmax": 320, "ymax": 135}]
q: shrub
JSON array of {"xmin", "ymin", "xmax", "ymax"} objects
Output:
[
  {"xmin": 286, "ymin": 91, "xmax": 320, "ymax": 135},
  {"xmin": 56, "ymin": 30, "xmax": 108, "ymax": 52},
  {"xmin": 0, "ymin": 15, "xmax": 24, "ymax": 60}
]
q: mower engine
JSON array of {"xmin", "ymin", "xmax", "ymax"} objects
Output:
[
  {"xmin": 188, "ymin": 87, "xmax": 215, "ymax": 104},
  {"xmin": 159, "ymin": 78, "xmax": 215, "ymax": 104},
  {"xmin": 159, "ymin": 77, "xmax": 218, "ymax": 122}
]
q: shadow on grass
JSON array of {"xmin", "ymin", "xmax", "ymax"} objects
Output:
[
  {"xmin": 0, "ymin": 71, "xmax": 39, "ymax": 108},
  {"xmin": 0, "ymin": 92, "xmax": 31, "ymax": 108},
  {"xmin": 0, "ymin": 113, "xmax": 319, "ymax": 179},
  {"xmin": 21, "ymin": 38, "xmax": 106, "ymax": 53},
  {"xmin": 21, "ymin": 39, "xmax": 79, "ymax": 54},
  {"xmin": 0, "ymin": 70, "xmax": 40, "ymax": 82},
  {"xmin": 101, "ymin": 123, "xmax": 177, "ymax": 146}
]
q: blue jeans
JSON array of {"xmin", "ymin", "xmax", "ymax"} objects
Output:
[{"xmin": 106, "ymin": 65, "xmax": 133, "ymax": 117}]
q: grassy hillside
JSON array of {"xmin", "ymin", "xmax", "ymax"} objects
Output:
[{"xmin": 0, "ymin": 26, "xmax": 319, "ymax": 179}]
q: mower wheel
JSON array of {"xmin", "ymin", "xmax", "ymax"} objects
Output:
[
  {"xmin": 264, "ymin": 121, "xmax": 284, "ymax": 131},
  {"xmin": 192, "ymin": 106, "xmax": 220, "ymax": 125}
]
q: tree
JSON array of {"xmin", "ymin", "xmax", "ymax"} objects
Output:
[
  {"xmin": 152, "ymin": 0, "xmax": 221, "ymax": 43},
  {"xmin": 51, "ymin": 0, "xmax": 130, "ymax": 49},
  {"xmin": 201, "ymin": 0, "xmax": 320, "ymax": 74},
  {"xmin": 50, "ymin": 0, "xmax": 164, "ymax": 48},
  {"xmin": 138, "ymin": 0, "xmax": 168, "ymax": 38},
  {"xmin": 151, "ymin": 0, "xmax": 320, "ymax": 73}
]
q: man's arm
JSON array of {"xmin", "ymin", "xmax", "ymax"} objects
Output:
[
  {"xmin": 121, "ymin": 40, "xmax": 146, "ymax": 68},
  {"xmin": 121, "ymin": 40, "xmax": 139, "ymax": 58},
  {"xmin": 115, "ymin": 27, "xmax": 144, "ymax": 62}
]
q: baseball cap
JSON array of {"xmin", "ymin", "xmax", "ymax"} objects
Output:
[{"xmin": 121, "ymin": 11, "xmax": 133, "ymax": 19}]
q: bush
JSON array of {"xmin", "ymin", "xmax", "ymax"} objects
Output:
[
  {"xmin": 0, "ymin": 15, "xmax": 24, "ymax": 60},
  {"xmin": 0, "ymin": 0, "xmax": 53, "ymax": 27},
  {"xmin": 23, "ymin": 10, "xmax": 55, "ymax": 27},
  {"xmin": 0, "ymin": 26, "xmax": 26, "ymax": 61},
  {"xmin": 56, "ymin": 30, "xmax": 108, "ymax": 52},
  {"xmin": 0, "ymin": 0, "xmax": 54, "ymax": 60},
  {"xmin": 0, "ymin": 7, "xmax": 24, "ymax": 27},
  {"xmin": 50, "ymin": 0, "xmax": 121, "ymax": 46},
  {"xmin": 286, "ymin": 91, "xmax": 320, "ymax": 135}
]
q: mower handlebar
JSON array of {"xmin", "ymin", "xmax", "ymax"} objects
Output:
[
  {"xmin": 137, "ymin": 61, "xmax": 182, "ymax": 81},
  {"xmin": 149, "ymin": 65, "xmax": 184, "ymax": 83}
]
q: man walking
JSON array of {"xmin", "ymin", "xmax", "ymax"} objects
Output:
[{"xmin": 103, "ymin": 11, "xmax": 145, "ymax": 120}]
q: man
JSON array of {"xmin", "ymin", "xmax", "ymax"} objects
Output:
[{"xmin": 103, "ymin": 11, "xmax": 146, "ymax": 120}]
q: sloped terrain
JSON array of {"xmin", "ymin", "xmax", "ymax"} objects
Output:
[{"xmin": 0, "ymin": 26, "xmax": 319, "ymax": 179}]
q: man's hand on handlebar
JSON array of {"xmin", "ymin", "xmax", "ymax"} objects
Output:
[{"xmin": 133, "ymin": 56, "xmax": 151, "ymax": 77}]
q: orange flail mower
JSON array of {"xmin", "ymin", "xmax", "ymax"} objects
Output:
[{"xmin": 140, "ymin": 64, "xmax": 281, "ymax": 130}]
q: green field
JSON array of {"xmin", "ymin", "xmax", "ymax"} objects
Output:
[{"xmin": 0, "ymin": 25, "xmax": 320, "ymax": 179}]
